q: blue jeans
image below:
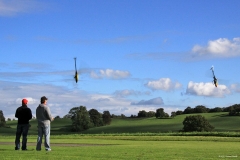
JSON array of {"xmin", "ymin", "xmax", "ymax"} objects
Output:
[
  {"xmin": 36, "ymin": 125, "xmax": 51, "ymax": 151},
  {"xmin": 15, "ymin": 124, "xmax": 30, "ymax": 150}
]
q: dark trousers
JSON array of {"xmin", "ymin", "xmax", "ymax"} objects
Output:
[{"xmin": 15, "ymin": 124, "xmax": 29, "ymax": 150}]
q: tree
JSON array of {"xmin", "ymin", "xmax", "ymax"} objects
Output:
[
  {"xmin": 102, "ymin": 111, "xmax": 111, "ymax": 125},
  {"xmin": 67, "ymin": 107, "xmax": 80, "ymax": 119},
  {"xmin": 7, "ymin": 118, "xmax": 11, "ymax": 121},
  {"xmin": 194, "ymin": 105, "xmax": 209, "ymax": 113},
  {"xmin": 0, "ymin": 110, "xmax": 6, "ymax": 127},
  {"xmin": 176, "ymin": 110, "xmax": 183, "ymax": 115},
  {"xmin": 88, "ymin": 109, "xmax": 103, "ymax": 127},
  {"xmin": 182, "ymin": 115, "xmax": 214, "ymax": 132},
  {"xmin": 138, "ymin": 110, "xmax": 147, "ymax": 117},
  {"xmin": 228, "ymin": 104, "xmax": 240, "ymax": 116},
  {"xmin": 223, "ymin": 106, "xmax": 234, "ymax": 112},
  {"xmin": 183, "ymin": 106, "xmax": 194, "ymax": 114},
  {"xmin": 171, "ymin": 112, "xmax": 176, "ymax": 118},
  {"xmin": 69, "ymin": 106, "xmax": 93, "ymax": 132},
  {"xmin": 63, "ymin": 114, "xmax": 71, "ymax": 119},
  {"xmin": 55, "ymin": 116, "xmax": 61, "ymax": 119},
  {"xmin": 120, "ymin": 114, "xmax": 126, "ymax": 118},
  {"xmin": 130, "ymin": 114, "xmax": 137, "ymax": 118},
  {"xmin": 155, "ymin": 108, "xmax": 165, "ymax": 118},
  {"xmin": 147, "ymin": 111, "xmax": 156, "ymax": 117},
  {"xmin": 209, "ymin": 107, "xmax": 223, "ymax": 113}
]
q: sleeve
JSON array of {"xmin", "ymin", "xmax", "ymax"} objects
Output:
[
  {"xmin": 15, "ymin": 108, "xmax": 19, "ymax": 118},
  {"xmin": 45, "ymin": 107, "xmax": 53, "ymax": 121},
  {"xmin": 28, "ymin": 108, "xmax": 32, "ymax": 121}
]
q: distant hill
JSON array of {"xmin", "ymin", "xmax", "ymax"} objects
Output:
[{"xmin": 1, "ymin": 112, "xmax": 239, "ymax": 135}]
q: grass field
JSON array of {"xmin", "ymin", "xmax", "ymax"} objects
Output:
[
  {"xmin": 0, "ymin": 135, "xmax": 240, "ymax": 160},
  {"xmin": 2, "ymin": 112, "xmax": 239, "ymax": 135},
  {"xmin": 0, "ymin": 112, "xmax": 239, "ymax": 159}
]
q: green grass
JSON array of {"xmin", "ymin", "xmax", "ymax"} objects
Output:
[
  {"xmin": 81, "ymin": 112, "xmax": 240, "ymax": 134},
  {"xmin": 0, "ymin": 135, "xmax": 239, "ymax": 160},
  {"xmin": 1, "ymin": 112, "xmax": 240, "ymax": 136},
  {"xmin": 1, "ymin": 112, "xmax": 239, "ymax": 159}
]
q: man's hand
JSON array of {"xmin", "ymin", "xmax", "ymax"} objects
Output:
[{"xmin": 51, "ymin": 117, "xmax": 54, "ymax": 121}]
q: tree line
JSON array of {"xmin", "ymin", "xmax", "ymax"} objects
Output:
[
  {"xmin": 135, "ymin": 104, "xmax": 240, "ymax": 118},
  {"xmin": 63, "ymin": 106, "xmax": 112, "ymax": 132},
  {"xmin": 172, "ymin": 104, "xmax": 240, "ymax": 117},
  {"xmin": 0, "ymin": 103, "xmax": 239, "ymax": 132}
]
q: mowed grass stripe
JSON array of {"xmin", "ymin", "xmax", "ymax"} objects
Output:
[{"xmin": 0, "ymin": 138, "xmax": 239, "ymax": 160}]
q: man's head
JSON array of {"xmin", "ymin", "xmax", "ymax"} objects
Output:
[
  {"xmin": 40, "ymin": 96, "xmax": 48, "ymax": 104},
  {"xmin": 22, "ymin": 99, "xmax": 28, "ymax": 105}
]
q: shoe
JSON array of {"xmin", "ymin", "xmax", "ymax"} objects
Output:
[{"xmin": 46, "ymin": 148, "xmax": 51, "ymax": 151}]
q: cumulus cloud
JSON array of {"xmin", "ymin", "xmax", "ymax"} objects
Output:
[
  {"xmin": 186, "ymin": 81, "xmax": 230, "ymax": 97},
  {"xmin": 15, "ymin": 97, "xmax": 38, "ymax": 105},
  {"xmin": 90, "ymin": 69, "xmax": 131, "ymax": 79},
  {"xmin": 0, "ymin": 0, "xmax": 47, "ymax": 16},
  {"xmin": 0, "ymin": 80, "xmax": 151, "ymax": 118},
  {"xmin": 145, "ymin": 78, "xmax": 182, "ymax": 91},
  {"xmin": 0, "ymin": 80, "xmax": 195, "ymax": 119},
  {"xmin": 191, "ymin": 37, "xmax": 240, "ymax": 58},
  {"xmin": 131, "ymin": 97, "xmax": 164, "ymax": 105}
]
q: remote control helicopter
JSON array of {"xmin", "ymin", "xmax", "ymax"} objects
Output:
[
  {"xmin": 74, "ymin": 57, "xmax": 78, "ymax": 83},
  {"xmin": 210, "ymin": 66, "xmax": 218, "ymax": 87}
]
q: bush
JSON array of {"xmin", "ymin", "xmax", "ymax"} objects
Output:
[
  {"xmin": 182, "ymin": 115, "xmax": 214, "ymax": 132},
  {"xmin": 102, "ymin": 111, "xmax": 111, "ymax": 125},
  {"xmin": 0, "ymin": 110, "xmax": 6, "ymax": 127}
]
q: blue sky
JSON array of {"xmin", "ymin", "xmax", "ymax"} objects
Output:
[{"xmin": 1, "ymin": 0, "xmax": 240, "ymax": 118}]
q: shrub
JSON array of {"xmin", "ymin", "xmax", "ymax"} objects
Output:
[{"xmin": 182, "ymin": 115, "xmax": 214, "ymax": 132}]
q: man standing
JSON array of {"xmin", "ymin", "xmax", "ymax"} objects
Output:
[
  {"xmin": 15, "ymin": 98, "xmax": 32, "ymax": 150},
  {"xmin": 36, "ymin": 96, "xmax": 54, "ymax": 151}
]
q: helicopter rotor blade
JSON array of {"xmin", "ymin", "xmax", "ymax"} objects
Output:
[{"xmin": 74, "ymin": 57, "xmax": 77, "ymax": 71}]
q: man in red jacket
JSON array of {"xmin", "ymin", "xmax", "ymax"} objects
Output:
[{"xmin": 15, "ymin": 98, "xmax": 32, "ymax": 150}]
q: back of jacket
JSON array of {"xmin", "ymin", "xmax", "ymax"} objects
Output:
[
  {"xmin": 15, "ymin": 105, "xmax": 32, "ymax": 124},
  {"xmin": 36, "ymin": 104, "xmax": 53, "ymax": 127}
]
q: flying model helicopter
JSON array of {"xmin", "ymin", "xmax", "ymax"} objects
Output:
[
  {"xmin": 74, "ymin": 57, "xmax": 78, "ymax": 83},
  {"xmin": 210, "ymin": 66, "xmax": 218, "ymax": 87}
]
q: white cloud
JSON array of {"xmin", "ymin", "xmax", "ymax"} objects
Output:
[
  {"xmin": 186, "ymin": 81, "xmax": 230, "ymax": 97},
  {"xmin": 113, "ymin": 89, "xmax": 150, "ymax": 97},
  {"xmin": 0, "ymin": 81, "xmax": 150, "ymax": 118},
  {"xmin": 145, "ymin": 78, "xmax": 182, "ymax": 91},
  {"xmin": 0, "ymin": 81, "xmax": 190, "ymax": 119},
  {"xmin": 0, "ymin": 0, "xmax": 47, "ymax": 16},
  {"xmin": 131, "ymin": 97, "xmax": 164, "ymax": 105},
  {"xmin": 15, "ymin": 97, "xmax": 38, "ymax": 105},
  {"xmin": 191, "ymin": 37, "xmax": 240, "ymax": 58},
  {"xmin": 230, "ymin": 83, "xmax": 240, "ymax": 93},
  {"xmin": 90, "ymin": 69, "xmax": 131, "ymax": 79}
]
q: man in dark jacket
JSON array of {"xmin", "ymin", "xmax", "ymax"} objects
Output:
[{"xmin": 15, "ymin": 98, "xmax": 32, "ymax": 150}]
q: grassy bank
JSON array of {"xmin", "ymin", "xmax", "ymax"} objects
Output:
[{"xmin": 1, "ymin": 112, "xmax": 239, "ymax": 136}]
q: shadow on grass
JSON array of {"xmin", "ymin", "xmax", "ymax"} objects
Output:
[
  {"xmin": 0, "ymin": 149, "xmax": 8, "ymax": 151},
  {"xmin": 156, "ymin": 117, "xmax": 173, "ymax": 120},
  {"xmin": 211, "ymin": 114, "xmax": 229, "ymax": 117}
]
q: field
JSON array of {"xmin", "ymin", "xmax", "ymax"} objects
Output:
[
  {"xmin": 0, "ymin": 112, "xmax": 240, "ymax": 159},
  {"xmin": 1, "ymin": 112, "xmax": 240, "ymax": 135}
]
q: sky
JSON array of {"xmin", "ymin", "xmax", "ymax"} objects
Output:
[{"xmin": 0, "ymin": 0, "xmax": 240, "ymax": 119}]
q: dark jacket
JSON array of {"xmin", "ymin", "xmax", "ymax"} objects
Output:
[{"xmin": 15, "ymin": 105, "xmax": 32, "ymax": 124}]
